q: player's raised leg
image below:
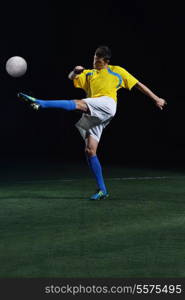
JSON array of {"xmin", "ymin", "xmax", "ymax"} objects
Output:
[
  {"xmin": 85, "ymin": 135, "xmax": 108, "ymax": 200},
  {"xmin": 17, "ymin": 93, "xmax": 89, "ymax": 112}
]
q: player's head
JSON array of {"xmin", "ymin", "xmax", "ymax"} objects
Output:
[{"xmin": 93, "ymin": 45, "xmax": 111, "ymax": 69}]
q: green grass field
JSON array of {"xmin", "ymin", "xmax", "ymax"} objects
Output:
[{"xmin": 0, "ymin": 160, "xmax": 185, "ymax": 278}]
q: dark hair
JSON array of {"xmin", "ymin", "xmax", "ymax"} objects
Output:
[{"xmin": 95, "ymin": 45, "xmax": 111, "ymax": 62}]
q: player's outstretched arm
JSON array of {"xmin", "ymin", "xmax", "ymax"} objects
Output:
[
  {"xmin": 68, "ymin": 66, "xmax": 84, "ymax": 80},
  {"xmin": 135, "ymin": 82, "xmax": 167, "ymax": 110}
]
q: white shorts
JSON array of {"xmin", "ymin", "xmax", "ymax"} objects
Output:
[{"xmin": 75, "ymin": 96, "xmax": 117, "ymax": 142}]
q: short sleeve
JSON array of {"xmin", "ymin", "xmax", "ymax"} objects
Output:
[
  {"xmin": 73, "ymin": 69, "xmax": 92, "ymax": 92},
  {"xmin": 114, "ymin": 66, "xmax": 139, "ymax": 90}
]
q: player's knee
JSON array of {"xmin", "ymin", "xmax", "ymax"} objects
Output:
[
  {"xmin": 85, "ymin": 146, "xmax": 96, "ymax": 157},
  {"xmin": 74, "ymin": 100, "xmax": 88, "ymax": 112}
]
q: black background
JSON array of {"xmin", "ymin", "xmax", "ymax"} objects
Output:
[{"xmin": 0, "ymin": 0, "xmax": 185, "ymax": 166}]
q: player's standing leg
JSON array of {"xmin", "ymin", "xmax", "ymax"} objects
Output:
[{"xmin": 85, "ymin": 135, "xmax": 108, "ymax": 200}]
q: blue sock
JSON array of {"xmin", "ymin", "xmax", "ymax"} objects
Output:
[
  {"xmin": 88, "ymin": 155, "xmax": 107, "ymax": 193},
  {"xmin": 35, "ymin": 99, "xmax": 76, "ymax": 111}
]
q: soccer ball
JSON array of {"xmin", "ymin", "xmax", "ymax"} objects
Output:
[{"xmin": 6, "ymin": 56, "xmax": 27, "ymax": 77}]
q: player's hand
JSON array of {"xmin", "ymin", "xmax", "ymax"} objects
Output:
[
  {"xmin": 155, "ymin": 98, "xmax": 167, "ymax": 110},
  {"xmin": 73, "ymin": 66, "xmax": 84, "ymax": 74}
]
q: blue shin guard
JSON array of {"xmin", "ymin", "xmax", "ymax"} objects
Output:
[
  {"xmin": 88, "ymin": 155, "xmax": 107, "ymax": 194},
  {"xmin": 36, "ymin": 99, "xmax": 77, "ymax": 110}
]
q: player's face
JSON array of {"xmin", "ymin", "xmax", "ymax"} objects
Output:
[{"xmin": 93, "ymin": 55, "xmax": 107, "ymax": 70}]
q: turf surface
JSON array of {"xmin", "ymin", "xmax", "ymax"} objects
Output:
[{"xmin": 0, "ymin": 161, "xmax": 185, "ymax": 278}]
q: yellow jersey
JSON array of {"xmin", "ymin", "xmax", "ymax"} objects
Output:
[{"xmin": 73, "ymin": 65, "xmax": 139, "ymax": 102}]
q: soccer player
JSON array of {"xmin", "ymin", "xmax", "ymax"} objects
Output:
[{"xmin": 18, "ymin": 46, "xmax": 167, "ymax": 200}]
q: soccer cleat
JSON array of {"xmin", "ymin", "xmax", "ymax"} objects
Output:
[
  {"xmin": 18, "ymin": 92, "xmax": 36, "ymax": 103},
  {"xmin": 90, "ymin": 190, "xmax": 109, "ymax": 200},
  {"xmin": 30, "ymin": 103, "xmax": 40, "ymax": 110},
  {"xmin": 18, "ymin": 92, "xmax": 40, "ymax": 110}
]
